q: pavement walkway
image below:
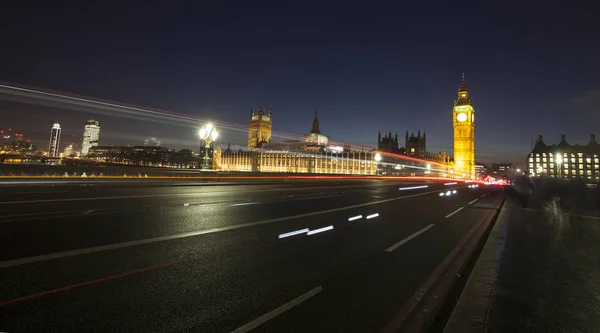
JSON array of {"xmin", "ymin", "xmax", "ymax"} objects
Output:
[{"xmin": 444, "ymin": 188, "xmax": 600, "ymax": 333}]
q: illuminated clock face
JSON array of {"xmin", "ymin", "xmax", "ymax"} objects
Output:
[{"xmin": 456, "ymin": 113, "xmax": 467, "ymax": 122}]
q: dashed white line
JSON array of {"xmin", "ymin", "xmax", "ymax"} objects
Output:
[
  {"xmin": 82, "ymin": 209, "xmax": 94, "ymax": 215},
  {"xmin": 468, "ymin": 198, "xmax": 478, "ymax": 205},
  {"xmin": 385, "ymin": 224, "xmax": 435, "ymax": 252},
  {"xmin": 231, "ymin": 286, "xmax": 323, "ymax": 333},
  {"xmin": 399, "ymin": 185, "xmax": 428, "ymax": 191},
  {"xmin": 444, "ymin": 182, "xmax": 458, "ymax": 186},
  {"xmin": 0, "ymin": 188, "xmax": 446, "ymax": 268},
  {"xmin": 278, "ymin": 228, "xmax": 309, "ymax": 239},
  {"xmin": 307, "ymin": 225, "xmax": 334, "ymax": 235},
  {"xmin": 445, "ymin": 207, "xmax": 464, "ymax": 218},
  {"xmin": 348, "ymin": 215, "xmax": 363, "ymax": 221},
  {"xmin": 480, "ymin": 193, "xmax": 487, "ymax": 198},
  {"xmin": 366, "ymin": 213, "xmax": 380, "ymax": 219},
  {"xmin": 183, "ymin": 203, "xmax": 190, "ymax": 207}
]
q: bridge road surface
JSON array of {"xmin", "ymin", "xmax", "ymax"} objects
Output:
[{"xmin": 0, "ymin": 179, "xmax": 503, "ymax": 332}]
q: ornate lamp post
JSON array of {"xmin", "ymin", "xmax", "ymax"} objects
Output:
[{"xmin": 199, "ymin": 124, "xmax": 218, "ymax": 170}]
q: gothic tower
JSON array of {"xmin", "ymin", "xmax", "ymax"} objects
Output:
[
  {"xmin": 248, "ymin": 105, "xmax": 273, "ymax": 149},
  {"xmin": 452, "ymin": 73, "xmax": 475, "ymax": 177}
]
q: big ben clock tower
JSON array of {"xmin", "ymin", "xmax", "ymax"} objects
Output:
[{"xmin": 453, "ymin": 73, "xmax": 475, "ymax": 178}]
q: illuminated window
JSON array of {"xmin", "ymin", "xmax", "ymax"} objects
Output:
[
  {"xmin": 542, "ymin": 158, "xmax": 547, "ymax": 162},
  {"xmin": 535, "ymin": 154, "xmax": 540, "ymax": 157},
  {"xmin": 565, "ymin": 170, "xmax": 569, "ymax": 175},
  {"xmin": 529, "ymin": 163, "xmax": 534, "ymax": 168},
  {"xmin": 571, "ymin": 158, "xmax": 576, "ymax": 163},
  {"xmin": 579, "ymin": 164, "xmax": 584, "ymax": 170},
  {"xmin": 579, "ymin": 158, "xmax": 583, "ymax": 163},
  {"xmin": 578, "ymin": 153, "xmax": 583, "ymax": 157},
  {"xmin": 543, "ymin": 163, "xmax": 547, "ymax": 168},
  {"xmin": 536, "ymin": 158, "xmax": 540, "ymax": 162},
  {"xmin": 587, "ymin": 158, "xmax": 591, "ymax": 163}
]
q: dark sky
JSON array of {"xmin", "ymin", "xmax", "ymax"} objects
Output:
[{"xmin": 1, "ymin": 0, "xmax": 599, "ymax": 166}]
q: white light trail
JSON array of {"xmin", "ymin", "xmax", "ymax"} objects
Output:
[
  {"xmin": 307, "ymin": 226, "xmax": 334, "ymax": 235},
  {"xmin": 278, "ymin": 228, "xmax": 310, "ymax": 239},
  {"xmin": 444, "ymin": 182, "xmax": 458, "ymax": 186},
  {"xmin": 348, "ymin": 215, "xmax": 363, "ymax": 221},
  {"xmin": 399, "ymin": 185, "xmax": 428, "ymax": 191}
]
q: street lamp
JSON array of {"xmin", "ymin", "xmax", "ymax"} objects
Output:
[
  {"xmin": 199, "ymin": 124, "xmax": 218, "ymax": 170},
  {"xmin": 426, "ymin": 163, "xmax": 431, "ymax": 174},
  {"xmin": 374, "ymin": 153, "xmax": 382, "ymax": 162},
  {"xmin": 555, "ymin": 153, "xmax": 563, "ymax": 178}
]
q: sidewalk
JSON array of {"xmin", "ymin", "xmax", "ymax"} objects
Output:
[{"xmin": 444, "ymin": 189, "xmax": 600, "ymax": 333}]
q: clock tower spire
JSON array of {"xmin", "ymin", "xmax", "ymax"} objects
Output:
[{"xmin": 452, "ymin": 72, "xmax": 475, "ymax": 178}]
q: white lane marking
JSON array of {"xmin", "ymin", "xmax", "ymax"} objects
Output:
[
  {"xmin": 348, "ymin": 215, "xmax": 363, "ymax": 221},
  {"xmin": 307, "ymin": 225, "xmax": 334, "ymax": 235},
  {"xmin": 480, "ymin": 193, "xmax": 487, "ymax": 198},
  {"xmin": 385, "ymin": 224, "xmax": 435, "ymax": 252},
  {"xmin": 278, "ymin": 228, "xmax": 309, "ymax": 239},
  {"xmin": 399, "ymin": 185, "xmax": 428, "ymax": 191},
  {"xmin": 0, "ymin": 188, "xmax": 446, "ymax": 268},
  {"xmin": 445, "ymin": 207, "xmax": 464, "ymax": 218},
  {"xmin": 183, "ymin": 203, "xmax": 190, "ymax": 207},
  {"xmin": 230, "ymin": 286, "xmax": 323, "ymax": 333},
  {"xmin": 82, "ymin": 209, "xmax": 94, "ymax": 215},
  {"xmin": 366, "ymin": 213, "xmax": 379, "ymax": 219},
  {"xmin": 372, "ymin": 195, "xmax": 384, "ymax": 199},
  {"xmin": 468, "ymin": 198, "xmax": 478, "ymax": 205},
  {"xmin": 229, "ymin": 202, "xmax": 261, "ymax": 207},
  {"xmin": 444, "ymin": 182, "xmax": 458, "ymax": 186}
]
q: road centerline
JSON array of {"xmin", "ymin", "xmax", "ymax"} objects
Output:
[
  {"xmin": 385, "ymin": 224, "xmax": 435, "ymax": 252},
  {"xmin": 230, "ymin": 287, "xmax": 323, "ymax": 333},
  {"xmin": 445, "ymin": 207, "xmax": 464, "ymax": 218}
]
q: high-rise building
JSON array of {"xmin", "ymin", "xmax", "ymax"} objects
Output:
[
  {"xmin": 48, "ymin": 122, "xmax": 61, "ymax": 157},
  {"xmin": 453, "ymin": 73, "xmax": 476, "ymax": 178},
  {"xmin": 248, "ymin": 105, "xmax": 272, "ymax": 149},
  {"xmin": 81, "ymin": 119, "xmax": 100, "ymax": 156}
]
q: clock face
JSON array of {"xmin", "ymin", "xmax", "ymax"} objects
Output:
[{"xmin": 456, "ymin": 112, "xmax": 467, "ymax": 122}]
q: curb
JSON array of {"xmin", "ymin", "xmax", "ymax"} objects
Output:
[
  {"xmin": 400, "ymin": 193, "xmax": 506, "ymax": 333},
  {"xmin": 442, "ymin": 201, "xmax": 511, "ymax": 333}
]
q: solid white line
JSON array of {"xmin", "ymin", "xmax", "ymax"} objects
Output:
[
  {"xmin": 278, "ymin": 228, "xmax": 309, "ymax": 239},
  {"xmin": 230, "ymin": 286, "xmax": 323, "ymax": 333},
  {"xmin": 366, "ymin": 213, "xmax": 379, "ymax": 219},
  {"xmin": 385, "ymin": 224, "xmax": 435, "ymax": 252},
  {"xmin": 0, "ymin": 188, "xmax": 445, "ymax": 268},
  {"xmin": 348, "ymin": 215, "xmax": 363, "ymax": 221},
  {"xmin": 444, "ymin": 182, "xmax": 458, "ymax": 186},
  {"xmin": 399, "ymin": 185, "xmax": 428, "ymax": 191},
  {"xmin": 445, "ymin": 207, "xmax": 464, "ymax": 218},
  {"xmin": 468, "ymin": 198, "xmax": 478, "ymax": 205},
  {"xmin": 307, "ymin": 225, "xmax": 334, "ymax": 235}
]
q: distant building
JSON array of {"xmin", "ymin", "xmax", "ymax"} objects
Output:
[
  {"xmin": 405, "ymin": 130, "xmax": 426, "ymax": 158},
  {"xmin": 490, "ymin": 163, "xmax": 515, "ymax": 178},
  {"xmin": 48, "ymin": 122, "xmax": 61, "ymax": 157},
  {"xmin": 526, "ymin": 134, "xmax": 600, "ymax": 182},
  {"xmin": 87, "ymin": 146, "xmax": 198, "ymax": 168},
  {"xmin": 474, "ymin": 163, "xmax": 488, "ymax": 177},
  {"xmin": 248, "ymin": 105, "xmax": 272, "ymax": 149},
  {"xmin": 377, "ymin": 131, "xmax": 401, "ymax": 153},
  {"xmin": 81, "ymin": 119, "xmax": 100, "ymax": 156},
  {"xmin": 62, "ymin": 144, "xmax": 74, "ymax": 157},
  {"xmin": 306, "ymin": 110, "xmax": 329, "ymax": 145}
]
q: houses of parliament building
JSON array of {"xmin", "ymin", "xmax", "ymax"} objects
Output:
[{"xmin": 212, "ymin": 106, "xmax": 379, "ymax": 175}]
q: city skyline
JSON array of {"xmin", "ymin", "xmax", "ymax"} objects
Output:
[{"xmin": 1, "ymin": 2, "xmax": 598, "ymax": 166}]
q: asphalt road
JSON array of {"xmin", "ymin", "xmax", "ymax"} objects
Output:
[{"xmin": 0, "ymin": 178, "xmax": 504, "ymax": 332}]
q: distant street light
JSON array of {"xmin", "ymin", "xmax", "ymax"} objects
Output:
[
  {"xmin": 374, "ymin": 153, "xmax": 382, "ymax": 162},
  {"xmin": 199, "ymin": 124, "xmax": 218, "ymax": 170}
]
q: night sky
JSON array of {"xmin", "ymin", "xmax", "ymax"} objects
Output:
[{"xmin": 1, "ymin": 1, "xmax": 599, "ymax": 166}]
